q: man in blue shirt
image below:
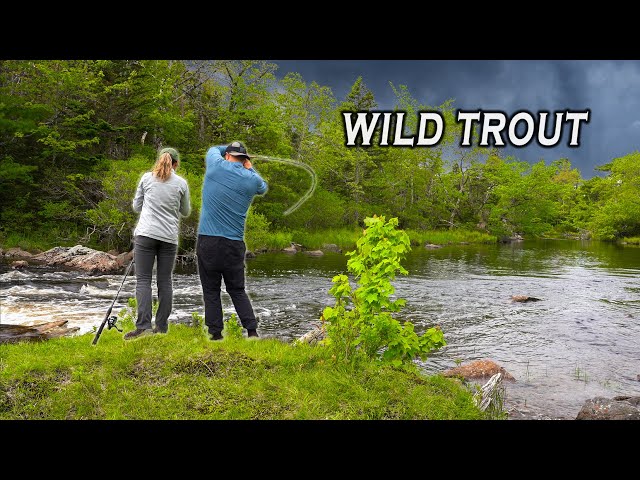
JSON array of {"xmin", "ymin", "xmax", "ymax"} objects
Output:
[{"xmin": 197, "ymin": 141, "xmax": 268, "ymax": 340}]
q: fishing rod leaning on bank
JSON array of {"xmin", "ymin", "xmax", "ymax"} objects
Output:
[{"xmin": 92, "ymin": 257, "xmax": 133, "ymax": 345}]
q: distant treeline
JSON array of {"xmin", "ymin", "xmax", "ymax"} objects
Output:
[{"xmin": 1, "ymin": 60, "xmax": 639, "ymax": 253}]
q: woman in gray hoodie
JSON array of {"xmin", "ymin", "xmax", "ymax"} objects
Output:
[{"xmin": 124, "ymin": 147, "xmax": 191, "ymax": 339}]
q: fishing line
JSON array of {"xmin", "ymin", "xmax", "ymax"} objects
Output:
[{"xmin": 252, "ymin": 155, "xmax": 318, "ymax": 215}]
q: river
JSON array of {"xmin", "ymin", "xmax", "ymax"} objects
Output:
[{"xmin": 2, "ymin": 238, "xmax": 640, "ymax": 420}]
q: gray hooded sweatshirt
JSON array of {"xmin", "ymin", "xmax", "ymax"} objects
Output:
[{"xmin": 133, "ymin": 171, "xmax": 191, "ymax": 244}]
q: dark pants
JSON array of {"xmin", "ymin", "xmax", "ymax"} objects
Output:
[
  {"xmin": 133, "ymin": 235, "xmax": 178, "ymax": 331},
  {"xmin": 196, "ymin": 234, "xmax": 258, "ymax": 335}
]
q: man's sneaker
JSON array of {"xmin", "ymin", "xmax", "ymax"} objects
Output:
[
  {"xmin": 247, "ymin": 329, "xmax": 259, "ymax": 338},
  {"xmin": 123, "ymin": 328, "xmax": 153, "ymax": 340},
  {"xmin": 210, "ymin": 332, "xmax": 223, "ymax": 341}
]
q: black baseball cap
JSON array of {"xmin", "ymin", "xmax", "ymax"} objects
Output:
[{"xmin": 226, "ymin": 141, "xmax": 253, "ymax": 159}]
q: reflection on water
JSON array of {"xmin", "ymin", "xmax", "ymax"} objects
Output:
[{"xmin": 2, "ymin": 239, "xmax": 640, "ymax": 419}]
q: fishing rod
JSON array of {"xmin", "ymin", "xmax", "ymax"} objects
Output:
[
  {"xmin": 252, "ymin": 155, "xmax": 317, "ymax": 215},
  {"xmin": 91, "ymin": 258, "xmax": 134, "ymax": 345}
]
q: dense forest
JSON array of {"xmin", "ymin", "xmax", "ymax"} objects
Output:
[{"xmin": 1, "ymin": 60, "xmax": 639, "ymax": 254}]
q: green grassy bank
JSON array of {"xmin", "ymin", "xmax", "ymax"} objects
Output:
[
  {"xmin": 0, "ymin": 322, "xmax": 487, "ymax": 420},
  {"xmin": 0, "ymin": 227, "xmax": 497, "ymax": 256}
]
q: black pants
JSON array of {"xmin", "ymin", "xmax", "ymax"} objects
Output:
[
  {"xmin": 133, "ymin": 235, "xmax": 178, "ymax": 331},
  {"xmin": 196, "ymin": 234, "xmax": 258, "ymax": 335}
]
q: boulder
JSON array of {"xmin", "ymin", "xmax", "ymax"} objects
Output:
[
  {"xmin": 11, "ymin": 260, "xmax": 28, "ymax": 269},
  {"xmin": 4, "ymin": 247, "xmax": 33, "ymax": 258},
  {"xmin": 425, "ymin": 243, "xmax": 442, "ymax": 249},
  {"xmin": 322, "ymin": 243, "xmax": 342, "ymax": 253},
  {"xmin": 32, "ymin": 245, "xmax": 120, "ymax": 274},
  {"xmin": 498, "ymin": 234, "xmax": 524, "ymax": 243},
  {"xmin": 576, "ymin": 396, "xmax": 640, "ymax": 420},
  {"xmin": 281, "ymin": 242, "xmax": 304, "ymax": 253},
  {"xmin": 0, "ymin": 320, "xmax": 80, "ymax": 344},
  {"xmin": 116, "ymin": 250, "xmax": 134, "ymax": 267},
  {"xmin": 304, "ymin": 250, "xmax": 324, "ymax": 257},
  {"xmin": 443, "ymin": 359, "xmax": 516, "ymax": 382},
  {"xmin": 511, "ymin": 295, "xmax": 542, "ymax": 302}
]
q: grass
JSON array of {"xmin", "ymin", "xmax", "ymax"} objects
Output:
[
  {"xmin": 249, "ymin": 230, "xmax": 295, "ymax": 251},
  {"xmin": 573, "ymin": 364, "xmax": 589, "ymax": 383},
  {"xmin": 0, "ymin": 322, "xmax": 487, "ymax": 420},
  {"xmin": 290, "ymin": 228, "xmax": 362, "ymax": 250},
  {"xmin": 0, "ymin": 231, "xmax": 71, "ymax": 253},
  {"xmin": 405, "ymin": 228, "xmax": 497, "ymax": 246},
  {"xmin": 249, "ymin": 227, "xmax": 497, "ymax": 253},
  {"xmin": 620, "ymin": 236, "xmax": 640, "ymax": 245},
  {"xmin": 2, "ymin": 226, "xmax": 497, "ymax": 256}
]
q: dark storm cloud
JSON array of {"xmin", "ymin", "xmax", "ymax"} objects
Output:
[{"xmin": 273, "ymin": 60, "xmax": 640, "ymax": 179}]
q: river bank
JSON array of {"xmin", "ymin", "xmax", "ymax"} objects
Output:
[
  {"xmin": 0, "ymin": 319, "xmax": 488, "ymax": 420},
  {"xmin": 0, "ymin": 226, "xmax": 498, "ymax": 268},
  {"xmin": 3, "ymin": 239, "xmax": 640, "ymax": 419}
]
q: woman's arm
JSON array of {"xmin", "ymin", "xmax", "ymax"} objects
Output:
[
  {"xmin": 180, "ymin": 181, "xmax": 191, "ymax": 217},
  {"xmin": 132, "ymin": 174, "xmax": 146, "ymax": 212}
]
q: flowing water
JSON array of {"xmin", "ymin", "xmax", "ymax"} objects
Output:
[{"xmin": 2, "ymin": 239, "xmax": 640, "ymax": 419}]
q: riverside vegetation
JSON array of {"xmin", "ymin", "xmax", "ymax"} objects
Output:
[
  {"xmin": 2, "ymin": 60, "xmax": 640, "ymax": 257},
  {"xmin": 0, "ymin": 216, "xmax": 494, "ymax": 420}
]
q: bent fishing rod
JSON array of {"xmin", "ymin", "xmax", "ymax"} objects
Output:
[{"xmin": 92, "ymin": 258, "xmax": 134, "ymax": 345}]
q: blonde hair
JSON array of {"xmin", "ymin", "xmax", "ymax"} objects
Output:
[{"xmin": 152, "ymin": 152, "xmax": 176, "ymax": 182}]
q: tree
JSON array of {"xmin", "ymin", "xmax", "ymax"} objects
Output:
[{"xmin": 587, "ymin": 152, "xmax": 640, "ymax": 239}]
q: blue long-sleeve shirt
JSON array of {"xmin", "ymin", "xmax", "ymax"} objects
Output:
[{"xmin": 198, "ymin": 145, "xmax": 268, "ymax": 241}]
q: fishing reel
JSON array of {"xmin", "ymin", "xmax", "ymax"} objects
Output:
[{"xmin": 107, "ymin": 315, "xmax": 123, "ymax": 332}]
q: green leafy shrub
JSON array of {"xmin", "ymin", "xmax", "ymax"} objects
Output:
[
  {"xmin": 191, "ymin": 311, "xmax": 204, "ymax": 329},
  {"xmin": 245, "ymin": 206, "xmax": 273, "ymax": 252},
  {"xmin": 223, "ymin": 313, "xmax": 244, "ymax": 340},
  {"xmin": 321, "ymin": 215, "xmax": 446, "ymax": 367}
]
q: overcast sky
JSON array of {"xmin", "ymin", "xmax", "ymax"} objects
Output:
[{"xmin": 272, "ymin": 60, "xmax": 640, "ymax": 179}]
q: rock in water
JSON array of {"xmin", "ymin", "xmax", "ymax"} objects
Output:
[
  {"xmin": 576, "ymin": 396, "xmax": 640, "ymax": 420},
  {"xmin": 31, "ymin": 245, "xmax": 120, "ymax": 274},
  {"xmin": 0, "ymin": 320, "xmax": 80, "ymax": 344},
  {"xmin": 443, "ymin": 359, "xmax": 516, "ymax": 382},
  {"xmin": 511, "ymin": 295, "xmax": 542, "ymax": 302}
]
